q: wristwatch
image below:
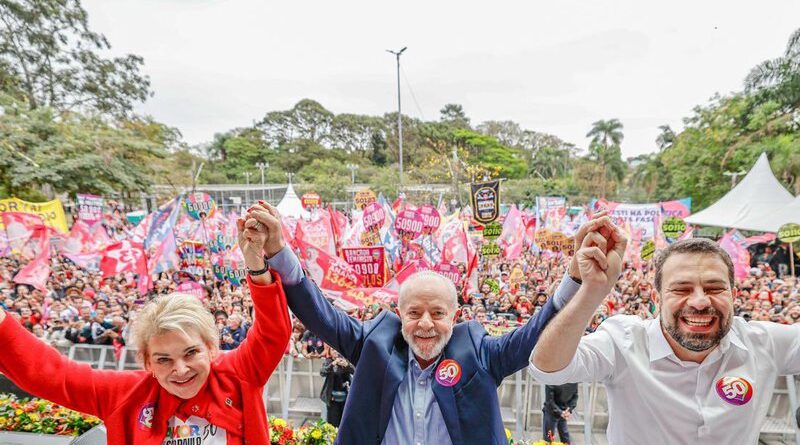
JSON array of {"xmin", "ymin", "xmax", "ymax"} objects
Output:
[{"xmin": 247, "ymin": 257, "xmax": 270, "ymax": 276}]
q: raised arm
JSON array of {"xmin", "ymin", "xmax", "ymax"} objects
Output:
[
  {"xmin": 530, "ymin": 221, "xmax": 626, "ymax": 373},
  {"xmin": 224, "ymin": 211, "xmax": 292, "ymax": 385},
  {"xmin": 0, "ymin": 308, "xmax": 141, "ymax": 418},
  {"xmin": 247, "ymin": 203, "xmax": 369, "ymax": 364},
  {"xmin": 481, "ymin": 214, "xmax": 617, "ymax": 381}
]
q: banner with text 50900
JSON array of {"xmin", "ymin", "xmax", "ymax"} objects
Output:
[{"xmin": 342, "ymin": 246, "xmax": 386, "ymax": 287}]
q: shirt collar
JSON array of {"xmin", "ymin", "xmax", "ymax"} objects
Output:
[
  {"xmin": 647, "ymin": 317, "xmax": 674, "ymax": 362},
  {"xmin": 647, "ymin": 316, "xmax": 748, "ymax": 363}
]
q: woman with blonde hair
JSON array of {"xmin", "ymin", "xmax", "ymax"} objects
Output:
[{"xmin": 0, "ymin": 213, "xmax": 291, "ymax": 445}]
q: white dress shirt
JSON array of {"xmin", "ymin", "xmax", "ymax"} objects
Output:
[{"xmin": 529, "ymin": 315, "xmax": 800, "ymax": 444}]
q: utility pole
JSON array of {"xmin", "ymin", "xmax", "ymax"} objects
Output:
[
  {"xmin": 243, "ymin": 171, "xmax": 252, "ymax": 206},
  {"xmin": 256, "ymin": 161, "xmax": 268, "ymax": 202},
  {"xmin": 386, "ymin": 46, "xmax": 407, "ymax": 193}
]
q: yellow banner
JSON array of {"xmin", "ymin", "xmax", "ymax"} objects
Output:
[{"xmin": 0, "ymin": 198, "xmax": 69, "ymax": 233}]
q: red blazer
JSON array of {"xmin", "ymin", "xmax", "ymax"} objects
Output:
[{"xmin": 0, "ymin": 274, "xmax": 291, "ymax": 445}]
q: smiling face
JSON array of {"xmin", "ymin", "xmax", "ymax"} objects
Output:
[
  {"xmin": 146, "ymin": 329, "xmax": 215, "ymax": 399},
  {"xmin": 396, "ymin": 274, "xmax": 458, "ymax": 368},
  {"xmin": 658, "ymin": 252, "xmax": 734, "ymax": 360}
]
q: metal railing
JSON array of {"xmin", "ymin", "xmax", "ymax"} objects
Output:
[{"xmin": 32, "ymin": 345, "xmax": 800, "ymax": 444}]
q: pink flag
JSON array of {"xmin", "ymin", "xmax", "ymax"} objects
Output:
[
  {"xmin": 719, "ymin": 230, "xmax": 750, "ymax": 280},
  {"xmin": 13, "ymin": 226, "xmax": 52, "ymax": 291},
  {"xmin": 498, "ymin": 205, "xmax": 525, "ymax": 260},
  {"xmin": 383, "ymin": 260, "xmax": 431, "ymax": 291},
  {"xmin": 63, "ymin": 220, "xmax": 111, "ymax": 254},
  {"xmin": 2, "ymin": 212, "xmax": 45, "ymax": 255},
  {"xmin": 295, "ymin": 213, "xmax": 336, "ymax": 256}
]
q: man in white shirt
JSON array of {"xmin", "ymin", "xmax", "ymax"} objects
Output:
[{"xmin": 530, "ymin": 234, "xmax": 800, "ymax": 444}]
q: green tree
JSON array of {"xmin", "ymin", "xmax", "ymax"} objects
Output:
[
  {"xmin": 0, "ymin": 0, "xmax": 151, "ymax": 116},
  {"xmin": 439, "ymin": 103, "xmax": 471, "ymax": 129},
  {"xmin": 745, "ymin": 27, "xmax": 800, "ymax": 111},
  {"xmin": 586, "ymin": 119, "xmax": 625, "ymax": 198}
]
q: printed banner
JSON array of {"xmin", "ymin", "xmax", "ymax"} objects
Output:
[
  {"xmin": 470, "ymin": 180, "xmax": 500, "ymax": 224},
  {"xmin": 296, "ymin": 238, "xmax": 362, "ymax": 291},
  {"xmin": 342, "ymin": 247, "xmax": 386, "ymax": 287},
  {"xmin": 534, "ymin": 229, "xmax": 575, "ymax": 256},
  {"xmin": 354, "ymin": 190, "xmax": 377, "ymax": 210},
  {"xmin": 0, "ymin": 197, "xmax": 68, "ymax": 233},
  {"xmin": 183, "ymin": 192, "xmax": 217, "ymax": 220},
  {"xmin": 76, "ymin": 194, "xmax": 105, "ymax": 224}
]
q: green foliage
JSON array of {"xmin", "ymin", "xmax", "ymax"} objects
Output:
[
  {"xmin": 0, "ymin": 94, "xmax": 167, "ymax": 198},
  {"xmin": 0, "ymin": 0, "xmax": 151, "ymax": 117}
]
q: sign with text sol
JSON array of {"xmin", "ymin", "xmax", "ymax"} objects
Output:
[
  {"xmin": 342, "ymin": 247, "xmax": 386, "ymax": 287},
  {"xmin": 354, "ymin": 190, "xmax": 377, "ymax": 210}
]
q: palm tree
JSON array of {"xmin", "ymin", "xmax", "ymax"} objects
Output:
[
  {"xmin": 745, "ymin": 27, "xmax": 800, "ymax": 110},
  {"xmin": 655, "ymin": 125, "xmax": 676, "ymax": 151},
  {"xmin": 586, "ymin": 119, "xmax": 624, "ymax": 197}
]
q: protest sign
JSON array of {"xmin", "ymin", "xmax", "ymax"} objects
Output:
[
  {"xmin": 342, "ymin": 247, "xmax": 386, "ymax": 287},
  {"xmin": 76, "ymin": 194, "xmax": 104, "ymax": 224},
  {"xmin": 0, "ymin": 197, "xmax": 68, "ymax": 233},
  {"xmin": 470, "ymin": 180, "xmax": 500, "ymax": 223}
]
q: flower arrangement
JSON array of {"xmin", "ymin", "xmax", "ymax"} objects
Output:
[
  {"xmin": 268, "ymin": 416, "xmax": 297, "ymax": 445},
  {"xmin": 296, "ymin": 419, "xmax": 338, "ymax": 445},
  {"xmin": 0, "ymin": 393, "xmax": 101, "ymax": 436}
]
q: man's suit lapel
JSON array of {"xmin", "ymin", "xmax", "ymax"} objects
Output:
[
  {"xmin": 432, "ymin": 346, "xmax": 463, "ymax": 445},
  {"xmin": 378, "ymin": 336, "xmax": 408, "ymax": 436}
]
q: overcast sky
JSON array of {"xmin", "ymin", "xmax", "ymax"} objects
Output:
[{"xmin": 84, "ymin": 0, "xmax": 800, "ymax": 159}]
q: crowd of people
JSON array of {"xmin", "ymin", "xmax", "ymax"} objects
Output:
[{"xmin": 1, "ymin": 206, "xmax": 799, "ymax": 360}]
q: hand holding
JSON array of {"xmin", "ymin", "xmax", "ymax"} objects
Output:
[
  {"xmin": 245, "ymin": 202, "xmax": 286, "ymax": 258},
  {"xmin": 569, "ymin": 212, "xmax": 613, "ymax": 280}
]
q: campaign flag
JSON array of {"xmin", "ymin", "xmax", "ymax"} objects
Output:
[
  {"xmin": 342, "ymin": 247, "xmax": 386, "ymax": 287},
  {"xmin": 470, "ymin": 180, "xmax": 500, "ymax": 223},
  {"xmin": 63, "ymin": 220, "xmax": 112, "ymax": 254},
  {"xmin": 337, "ymin": 287, "xmax": 398, "ymax": 308},
  {"xmin": 660, "ymin": 198, "xmax": 692, "ymax": 219},
  {"xmin": 64, "ymin": 253, "xmax": 102, "ymax": 270},
  {"xmin": 1, "ymin": 212, "xmax": 45, "ymax": 255},
  {"xmin": 76, "ymin": 194, "xmax": 105, "ymax": 224},
  {"xmin": 742, "ymin": 233, "xmax": 776, "ymax": 247},
  {"xmin": 100, "ymin": 241, "xmax": 150, "ymax": 294},
  {"xmin": 295, "ymin": 213, "xmax": 336, "ymax": 256},
  {"xmin": 296, "ymin": 237, "xmax": 362, "ymax": 291},
  {"xmin": 719, "ymin": 230, "xmax": 750, "ymax": 280},
  {"xmin": 144, "ymin": 197, "xmax": 182, "ymax": 250},
  {"xmin": 497, "ymin": 205, "xmax": 525, "ymax": 260},
  {"xmin": 14, "ymin": 251, "xmax": 51, "ymax": 291},
  {"xmin": 383, "ymin": 260, "xmax": 431, "ymax": 291}
]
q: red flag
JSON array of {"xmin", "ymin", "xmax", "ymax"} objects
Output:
[
  {"xmin": 719, "ymin": 230, "xmax": 751, "ymax": 280},
  {"xmin": 100, "ymin": 241, "xmax": 150, "ymax": 294},
  {"xmin": 383, "ymin": 260, "xmax": 431, "ymax": 291},
  {"xmin": 63, "ymin": 220, "xmax": 112, "ymax": 254},
  {"xmin": 296, "ymin": 237, "xmax": 362, "ymax": 291}
]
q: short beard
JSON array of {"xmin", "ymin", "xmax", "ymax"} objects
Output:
[
  {"xmin": 662, "ymin": 307, "xmax": 731, "ymax": 352},
  {"xmin": 402, "ymin": 328, "xmax": 453, "ymax": 362}
]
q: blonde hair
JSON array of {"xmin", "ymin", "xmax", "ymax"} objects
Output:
[{"xmin": 131, "ymin": 293, "xmax": 219, "ymax": 362}]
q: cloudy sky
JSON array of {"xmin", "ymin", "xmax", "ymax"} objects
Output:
[{"xmin": 84, "ymin": 0, "xmax": 800, "ymax": 158}]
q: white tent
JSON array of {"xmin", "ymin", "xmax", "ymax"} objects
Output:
[
  {"xmin": 765, "ymin": 195, "xmax": 800, "ymax": 232},
  {"xmin": 276, "ymin": 183, "xmax": 310, "ymax": 219},
  {"xmin": 685, "ymin": 152, "xmax": 794, "ymax": 232}
]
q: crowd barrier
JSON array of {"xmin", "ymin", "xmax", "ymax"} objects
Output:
[{"xmin": 22, "ymin": 345, "xmax": 800, "ymax": 444}]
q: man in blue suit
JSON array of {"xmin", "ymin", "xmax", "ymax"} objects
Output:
[{"xmin": 247, "ymin": 203, "xmax": 611, "ymax": 445}]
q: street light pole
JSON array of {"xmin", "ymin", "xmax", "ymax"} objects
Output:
[
  {"xmin": 244, "ymin": 171, "xmax": 252, "ymax": 206},
  {"xmin": 256, "ymin": 161, "xmax": 269, "ymax": 202},
  {"xmin": 346, "ymin": 163, "xmax": 359, "ymax": 184},
  {"xmin": 387, "ymin": 46, "xmax": 407, "ymax": 194}
]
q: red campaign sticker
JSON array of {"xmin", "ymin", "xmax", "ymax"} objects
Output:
[
  {"xmin": 715, "ymin": 376, "xmax": 753, "ymax": 406},
  {"xmin": 435, "ymin": 359, "xmax": 462, "ymax": 387}
]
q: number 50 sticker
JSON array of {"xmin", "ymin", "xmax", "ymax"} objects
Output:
[{"xmin": 715, "ymin": 376, "xmax": 753, "ymax": 406}]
